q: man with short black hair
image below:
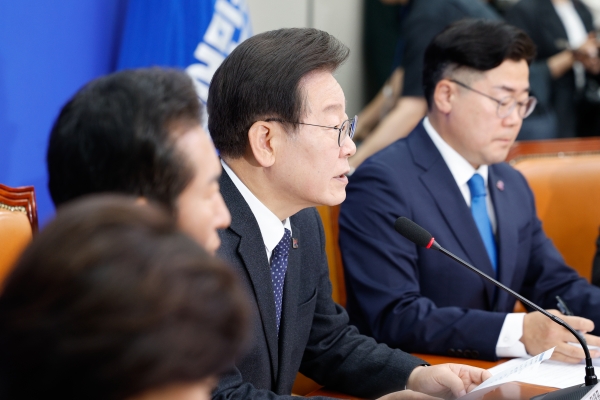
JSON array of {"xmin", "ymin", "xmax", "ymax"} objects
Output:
[
  {"xmin": 340, "ymin": 19, "xmax": 600, "ymax": 363},
  {"xmin": 47, "ymin": 68, "xmax": 230, "ymax": 254},
  {"xmin": 208, "ymin": 27, "xmax": 489, "ymax": 400}
]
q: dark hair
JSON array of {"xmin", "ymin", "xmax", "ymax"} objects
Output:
[
  {"xmin": 423, "ymin": 19, "xmax": 536, "ymax": 108},
  {"xmin": 47, "ymin": 68, "xmax": 202, "ymax": 210},
  {"xmin": 0, "ymin": 195, "xmax": 248, "ymax": 400},
  {"xmin": 208, "ymin": 28, "xmax": 349, "ymax": 158}
]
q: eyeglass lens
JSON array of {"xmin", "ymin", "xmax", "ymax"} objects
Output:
[
  {"xmin": 498, "ymin": 97, "xmax": 537, "ymax": 119},
  {"xmin": 338, "ymin": 116, "xmax": 357, "ymax": 146}
]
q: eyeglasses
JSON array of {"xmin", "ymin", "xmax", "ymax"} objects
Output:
[
  {"xmin": 449, "ymin": 79, "xmax": 537, "ymax": 119},
  {"xmin": 265, "ymin": 115, "xmax": 357, "ymax": 147}
]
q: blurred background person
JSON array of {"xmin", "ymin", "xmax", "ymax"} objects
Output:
[
  {"xmin": 350, "ymin": 0, "xmax": 500, "ymax": 171},
  {"xmin": 0, "ymin": 195, "xmax": 249, "ymax": 400},
  {"xmin": 506, "ymin": 0, "xmax": 600, "ymax": 138}
]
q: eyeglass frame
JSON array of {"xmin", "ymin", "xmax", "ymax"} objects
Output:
[
  {"xmin": 449, "ymin": 79, "xmax": 537, "ymax": 119},
  {"xmin": 264, "ymin": 115, "xmax": 357, "ymax": 147}
]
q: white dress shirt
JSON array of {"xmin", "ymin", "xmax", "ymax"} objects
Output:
[
  {"xmin": 423, "ymin": 117, "xmax": 528, "ymax": 358},
  {"xmin": 221, "ymin": 160, "xmax": 291, "ymax": 262}
]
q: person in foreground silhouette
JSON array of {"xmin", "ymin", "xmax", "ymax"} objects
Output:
[{"xmin": 0, "ymin": 195, "xmax": 249, "ymax": 400}]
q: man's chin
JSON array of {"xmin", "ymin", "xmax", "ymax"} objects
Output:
[
  {"xmin": 205, "ymin": 237, "xmax": 221, "ymax": 256},
  {"xmin": 321, "ymin": 191, "xmax": 346, "ymax": 207}
]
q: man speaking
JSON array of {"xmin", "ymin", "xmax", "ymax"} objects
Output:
[
  {"xmin": 340, "ymin": 19, "xmax": 600, "ymax": 363},
  {"xmin": 208, "ymin": 27, "xmax": 489, "ymax": 400}
]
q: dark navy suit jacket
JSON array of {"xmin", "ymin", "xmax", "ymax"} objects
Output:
[
  {"xmin": 213, "ymin": 172, "xmax": 423, "ymax": 400},
  {"xmin": 339, "ymin": 121, "xmax": 600, "ymax": 361}
]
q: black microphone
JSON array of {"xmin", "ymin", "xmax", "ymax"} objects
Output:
[{"xmin": 394, "ymin": 216, "xmax": 598, "ymax": 400}]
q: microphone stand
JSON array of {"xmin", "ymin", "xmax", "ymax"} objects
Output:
[
  {"xmin": 431, "ymin": 241, "xmax": 597, "ymax": 399},
  {"xmin": 393, "ymin": 217, "xmax": 598, "ymax": 399}
]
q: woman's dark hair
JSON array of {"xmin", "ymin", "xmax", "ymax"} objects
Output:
[
  {"xmin": 208, "ymin": 27, "xmax": 349, "ymax": 158},
  {"xmin": 423, "ymin": 19, "xmax": 536, "ymax": 108},
  {"xmin": 0, "ymin": 195, "xmax": 248, "ymax": 400},
  {"xmin": 47, "ymin": 68, "xmax": 202, "ymax": 210}
]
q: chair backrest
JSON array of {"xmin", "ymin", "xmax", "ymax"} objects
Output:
[
  {"xmin": 0, "ymin": 183, "xmax": 38, "ymax": 283},
  {"xmin": 506, "ymin": 137, "xmax": 600, "ymax": 281},
  {"xmin": 316, "ymin": 205, "xmax": 346, "ymax": 307}
]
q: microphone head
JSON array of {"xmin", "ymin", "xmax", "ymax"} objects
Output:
[{"xmin": 394, "ymin": 217, "xmax": 434, "ymax": 248}]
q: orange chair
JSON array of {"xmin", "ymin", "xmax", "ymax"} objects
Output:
[
  {"xmin": 0, "ymin": 183, "xmax": 38, "ymax": 283},
  {"xmin": 506, "ymin": 137, "xmax": 600, "ymax": 281},
  {"xmin": 316, "ymin": 205, "xmax": 346, "ymax": 307}
]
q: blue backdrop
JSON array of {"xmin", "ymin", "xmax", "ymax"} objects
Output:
[
  {"xmin": 0, "ymin": 0, "xmax": 250, "ymax": 226},
  {"xmin": 0, "ymin": 1, "xmax": 128, "ymax": 225}
]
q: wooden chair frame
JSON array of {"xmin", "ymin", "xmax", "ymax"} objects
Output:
[{"xmin": 0, "ymin": 183, "xmax": 38, "ymax": 234}]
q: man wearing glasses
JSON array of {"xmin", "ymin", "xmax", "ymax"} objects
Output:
[
  {"xmin": 208, "ymin": 27, "xmax": 491, "ymax": 400},
  {"xmin": 340, "ymin": 19, "xmax": 600, "ymax": 364}
]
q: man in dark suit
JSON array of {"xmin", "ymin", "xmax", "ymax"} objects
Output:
[
  {"xmin": 207, "ymin": 28, "xmax": 489, "ymax": 400},
  {"xmin": 47, "ymin": 68, "xmax": 230, "ymax": 255},
  {"xmin": 340, "ymin": 19, "xmax": 600, "ymax": 364}
]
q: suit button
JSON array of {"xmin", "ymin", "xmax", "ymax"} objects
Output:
[
  {"xmin": 472, "ymin": 350, "xmax": 480, "ymax": 358},
  {"xmin": 464, "ymin": 350, "xmax": 473, "ymax": 358},
  {"xmin": 455, "ymin": 349, "xmax": 463, "ymax": 357},
  {"xmin": 448, "ymin": 348, "xmax": 456, "ymax": 356}
]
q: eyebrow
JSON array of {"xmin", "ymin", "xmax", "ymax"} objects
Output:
[
  {"xmin": 493, "ymin": 85, "xmax": 530, "ymax": 94},
  {"xmin": 322, "ymin": 103, "xmax": 344, "ymax": 113}
]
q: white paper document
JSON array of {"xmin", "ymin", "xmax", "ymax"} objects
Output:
[
  {"xmin": 471, "ymin": 347, "xmax": 555, "ymax": 392},
  {"xmin": 485, "ymin": 344, "xmax": 600, "ymax": 389}
]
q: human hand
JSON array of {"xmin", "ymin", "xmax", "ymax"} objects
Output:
[
  {"xmin": 521, "ymin": 309, "xmax": 600, "ymax": 363},
  {"xmin": 404, "ymin": 364, "xmax": 491, "ymax": 399},
  {"xmin": 377, "ymin": 390, "xmax": 440, "ymax": 400},
  {"xmin": 574, "ymin": 34, "xmax": 600, "ymax": 74}
]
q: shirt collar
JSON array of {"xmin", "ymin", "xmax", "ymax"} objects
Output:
[
  {"xmin": 221, "ymin": 159, "xmax": 292, "ymax": 254},
  {"xmin": 423, "ymin": 116, "xmax": 488, "ymax": 187}
]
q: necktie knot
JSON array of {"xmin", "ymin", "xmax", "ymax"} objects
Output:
[
  {"xmin": 467, "ymin": 173, "xmax": 487, "ymax": 198},
  {"xmin": 272, "ymin": 228, "xmax": 291, "ymax": 259}
]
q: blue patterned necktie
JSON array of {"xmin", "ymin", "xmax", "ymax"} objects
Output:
[
  {"xmin": 467, "ymin": 173, "xmax": 498, "ymax": 272},
  {"xmin": 270, "ymin": 228, "xmax": 291, "ymax": 334}
]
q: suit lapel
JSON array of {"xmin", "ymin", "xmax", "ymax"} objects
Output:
[
  {"xmin": 219, "ymin": 172, "xmax": 280, "ymax": 379},
  {"xmin": 409, "ymin": 124, "xmax": 497, "ymax": 306},
  {"xmin": 488, "ymin": 166, "xmax": 519, "ymax": 309}
]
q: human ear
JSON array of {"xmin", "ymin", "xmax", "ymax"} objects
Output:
[
  {"xmin": 247, "ymin": 121, "xmax": 279, "ymax": 167},
  {"xmin": 433, "ymin": 79, "xmax": 454, "ymax": 114}
]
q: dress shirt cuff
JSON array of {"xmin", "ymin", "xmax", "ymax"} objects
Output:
[{"xmin": 496, "ymin": 313, "xmax": 528, "ymax": 358}]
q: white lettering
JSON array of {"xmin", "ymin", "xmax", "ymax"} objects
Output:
[
  {"xmin": 215, "ymin": 0, "xmax": 244, "ymax": 28},
  {"xmin": 204, "ymin": 13, "xmax": 235, "ymax": 53}
]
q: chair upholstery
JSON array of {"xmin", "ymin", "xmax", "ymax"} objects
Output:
[
  {"xmin": 316, "ymin": 205, "xmax": 346, "ymax": 307},
  {"xmin": 0, "ymin": 183, "xmax": 38, "ymax": 283},
  {"xmin": 506, "ymin": 138, "xmax": 600, "ymax": 281}
]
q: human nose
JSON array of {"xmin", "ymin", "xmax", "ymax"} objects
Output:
[
  {"xmin": 502, "ymin": 102, "xmax": 522, "ymax": 125},
  {"xmin": 340, "ymin": 134, "xmax": 356, "ymax": 158},
  {"xmin": 214, "ymin": 193, "xmax": 231, "ymax": 229}
]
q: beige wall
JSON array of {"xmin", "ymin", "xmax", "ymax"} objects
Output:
[{"xmin": 246, "ymin": 0, "xmax": 365, "ymax": 116}]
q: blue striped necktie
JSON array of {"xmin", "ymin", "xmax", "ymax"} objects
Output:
[{"xmin": 467, "ymin": 173, "xmax": 498, "ymax": 272}]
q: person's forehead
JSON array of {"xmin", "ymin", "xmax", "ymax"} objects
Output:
[
  {"xmin": 300, "ymin": 70, "xmax": 345, "ymax": 112},
  {"xmin": 481, "ymin": 59, "xmax": 530, "ymax": 89},
  {"xmin": 176, "ymin": 126, "xmax": 220, "ymax": 178}
]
